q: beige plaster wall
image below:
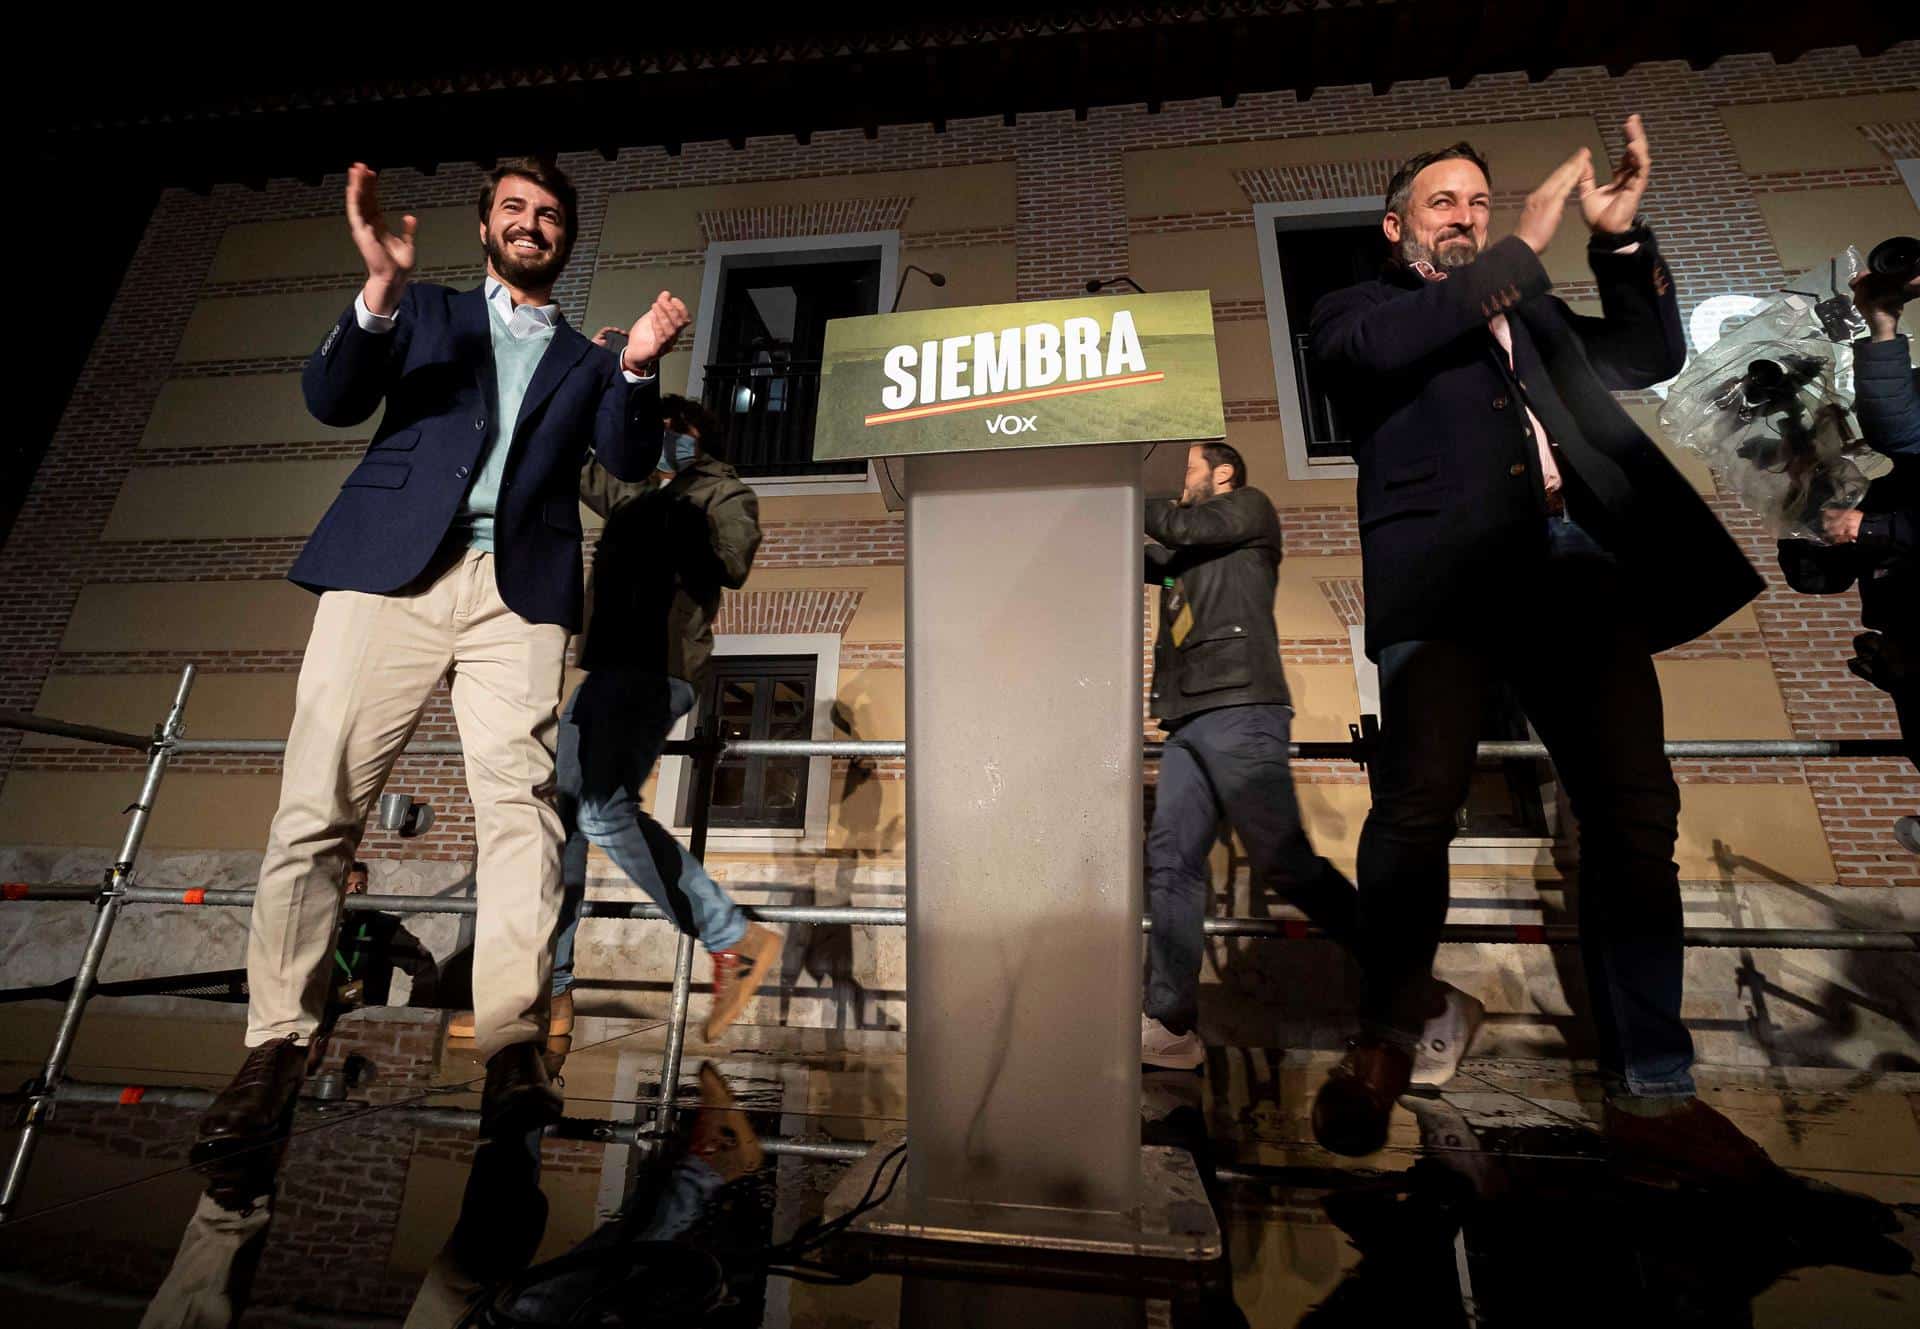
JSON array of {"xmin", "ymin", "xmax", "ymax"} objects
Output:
[
  {"xmin": 59, "ymin": 581, "xmax": 319, "ymax": 653},
  {"xmin": 140, "ymin": 374, "xmax": 361, "ymax": 449},
  {"xmin": 207, "ymin": 205, "xmax": 478, "ymax": 283},
  {"xmin": 27, "ymin": 673, "xmax": 297, "ymax": 746},
  {"xmin": 0, "ymin": 771, "xmax": 282, "ymax": 850},
  {"xmin": 1754, "ymin": 185, "xmax": 1920, "ymax": 277},
  {"xmin": 1718, "ymin": 93, "xmax": 1920, "ymax": 174},
  {"xmin": 103, "ymin": 460, "xmax": 356, "ymax": 541}
]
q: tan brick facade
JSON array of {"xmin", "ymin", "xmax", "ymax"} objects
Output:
[{"xmin": 1, "ymin": 46, "xmax": 1916, "ymax": 884}]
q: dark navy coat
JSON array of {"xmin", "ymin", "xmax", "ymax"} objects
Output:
[
  {"xmin": 1310, "ymin": 227, "xmax": 1762, "ymax": 658},
  {"xmin": 293, "ymin": 282, "xmax": 661, "ymax": 630}
]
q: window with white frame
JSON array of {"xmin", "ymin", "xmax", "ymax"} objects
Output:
[
  {"xmin": 1254, "ymin": 198, "xmax": 1393, "ymax": 480},
  {"xmin": 653, "ymin": 634, "xmax": 841, "ymax": 852},
  {"xmin": 685, "ymin": 233, "xmax": 899, "ymax": 494}
]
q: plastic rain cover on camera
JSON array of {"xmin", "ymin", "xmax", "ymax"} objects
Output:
[{"xmin": 1658, "ymin": 250, "xmax": 1891, "ymax": 542}]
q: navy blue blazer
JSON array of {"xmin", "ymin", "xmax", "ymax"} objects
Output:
[
  {"xmin": 1310, "ymin": 228, "xmax": 1762, "ymax": 658},
  {"xmin": 292, "ymin": 283, "xmax": 661, "ymax": 630}
]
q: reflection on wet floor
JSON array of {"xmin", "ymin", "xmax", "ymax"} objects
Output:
[{"xmin": 1, "ymin": 1013, "xmax": 1916, "ymax": 1325}]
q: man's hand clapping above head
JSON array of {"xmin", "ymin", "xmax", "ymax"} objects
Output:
[
  {"xmin": 346, "ymin": 163, "xmax": 416, "ymax": 317},
  {"xmin": 1579, "ymin": 114, "xmax": 1652, "ymax": 236},
  {"xmin": 1513, "ymin": 114, "xmax": 1651, "ymax": 256}
]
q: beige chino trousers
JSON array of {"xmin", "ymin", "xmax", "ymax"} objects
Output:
[{"xmin": 245, "ymin": 548, "xmax": 568, "ymax": 1058}]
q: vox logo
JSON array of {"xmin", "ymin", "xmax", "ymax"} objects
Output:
[{"xmin": 985, "ymin": 414, "xmax": 1039, "ymax": 435}]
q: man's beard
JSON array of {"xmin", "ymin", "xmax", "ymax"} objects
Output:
[
  {"xmin": 1397, "ymin": 228, "xmax": 1481, "ymax": 271},
  {"xmin": 1179, "ymin": 475, "xmax": 1215, "ymax": 507},
  {"xmin": 484, "ymin": 226, "xmax": 568, "ymax": 289}
]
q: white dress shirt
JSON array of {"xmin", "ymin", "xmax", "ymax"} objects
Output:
[{"xmin": 353, "ymin": 281, "xmax": 653, "ymax": 382}]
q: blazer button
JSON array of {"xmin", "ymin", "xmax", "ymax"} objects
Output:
[
  {"xmin": 1509, "ymin": 462, "xmax": 1527, "ymax": 477},
  {"xmin": 456, "ymin": 466, "xmax": 471, "ymax": 479},
  {"xmin": 475, "ymin": 417, "xmax": 487, "ymax": 432},
  {"xmin": 1492, "ymin": 394, "xmax": 1509, "ymax": 410}
]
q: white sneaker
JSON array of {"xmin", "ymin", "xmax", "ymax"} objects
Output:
[
  {"xmin": 1141, "ymin": 1014, "xmax": 1205, "ymax": 1071},
  {"xmin": 1410, "ymin": 985, "xmax": 1485, "ymax": 1088}
]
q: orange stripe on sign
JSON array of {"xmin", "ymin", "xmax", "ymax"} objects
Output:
[{"xmin": 863, "ymin": 370, "xmax": 1166, "ymax": 426}]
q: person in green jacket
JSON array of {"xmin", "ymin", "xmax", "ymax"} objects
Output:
[{"xmin": 552, "ymin": 392, "xmax": 779, "ymax": 1046}]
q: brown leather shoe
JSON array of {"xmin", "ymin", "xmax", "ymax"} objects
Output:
[
  {"xmin": 702, "ymin": 924, "xmax": 782, "ymax": 1042},
  {"xmin": 1602, "ymin": 1096, "xmax": 1782, "ymax": 1189},
  {"xmin": 479, "ymin": 1040, "xmax": 564, "ymax": 1140},
  {"xmin": 1312, "ymin": 1039, "xmax": 1413, "ymax": 1158},
  {"xmin": 688, "ymin": 1062, "xmax": 763, "ymax": 1182},
  {"xmin": 192, "ymin": 1036, "xmax": 308, "ymax": 1167}
]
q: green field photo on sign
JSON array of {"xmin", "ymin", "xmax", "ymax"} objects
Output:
[{"xmin": 814, "ymin": 289, "xmax": 1226, "ymax": 461}]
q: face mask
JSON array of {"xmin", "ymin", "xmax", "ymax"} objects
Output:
[{"xmin": 659, "ymin": 429, "xmax": 699, "ymax": 474}]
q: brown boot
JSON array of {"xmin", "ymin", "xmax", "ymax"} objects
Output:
[
  {"xmin": 702, "ymin": 924, "xmax": 782, "ymax": 1042},
  {"xmin": 1311, "ymin": 1038, "xmax": 1413, "ymax": 1158},
  {"xmin": 192, "ymin": 1036, "xmax": 308, "ymax": 1167},
  {"xmin": 1602, "ymin": 1096, "xmax": 1782, "ymax": 1189},
  {"xmin": 689, "ymin": 1062, "xmax": 763, "ymax": 1182}
]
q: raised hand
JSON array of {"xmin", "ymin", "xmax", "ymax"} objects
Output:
[
  {"xmin": 346, "ymin": 162, "xmax": 416, "ymax": 315},
  {"xmin": 1850, "ymin": 268, "xmax": 1919, "ymax": 343},
  {"xmin": 1514, "ymin": 148, "xmax": 1593, "ymax": 255},
  {"xmin": 622, "ymin": 291, "xmax": 692, "ymax": 373},
  {"xmin": 1579, "ymin": 114, "xmax": 1651, "ymax": 236}
]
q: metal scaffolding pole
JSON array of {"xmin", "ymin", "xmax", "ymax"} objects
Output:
[
  {"xmin": 0, "ymin": 687, "xmax": 1913, "ymax": 1224},
  {"xmin": 7, "ymin": 891, "xmax": 1909, "ymax": 953},
  {"xmin": 651, "ymin": 719, "xmax": 718, "ymax": 1142},
  {"xmin": 144, "ymin": 735, "xmax": 1919, "ymax": 761},
  {"xmin": 0, "ymin": 665, "xmax": 195, "ymax": 1221}
]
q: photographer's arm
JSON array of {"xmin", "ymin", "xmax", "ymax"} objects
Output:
[{"xmin": 1852, "ymin": 337, "xmax": 1920, "ymax": 458}]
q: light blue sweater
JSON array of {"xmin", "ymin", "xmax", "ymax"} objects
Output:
[{"xmin": 457, "ymin": 293, "xmax": 559, "ymax": 551}]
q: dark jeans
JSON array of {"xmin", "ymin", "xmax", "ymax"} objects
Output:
[
  {"xmin": 1357, "ymin": 515, "xmax": 1694, "ymax": 1098},
  {"xmin": 1146, "ymin": 702, "xmax": 1358, "ymax": 1034}
]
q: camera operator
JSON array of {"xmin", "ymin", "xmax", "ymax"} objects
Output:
[{"xmin": 1777, "ymin": 246, "xmax": 1919, "ymax": 853}]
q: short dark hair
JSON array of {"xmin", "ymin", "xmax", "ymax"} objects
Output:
[
  {"xmin": 1384, "ymin": 142, "xmax": 1492, "ymax": 218},
  {"xmin": 1199, "ymin": 442, "xmax": 1246, "ymax": 490},
  {"xmin": 661, "ymin": 394, "xmax": 726, "ymax": 460},
  {"xmin": 477, "ymin": 158, "xmax": 579, "ymax": 250},
  {"xmin": 349, "ymin": 860, "xmax": 369, "ymax": 875}
]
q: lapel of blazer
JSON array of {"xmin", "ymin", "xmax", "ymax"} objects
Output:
[
  {"xmin": 453, "ymin": 286, "xmax": 497, "ymax": 430},
  {"xmin": 513, "ymin": 322, "xmax": 592, "ymax": 449}
]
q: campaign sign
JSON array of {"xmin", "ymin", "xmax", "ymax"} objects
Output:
[{"xmin": 813, "ymin": 290, "xmax": 1226, "ymax": 460}]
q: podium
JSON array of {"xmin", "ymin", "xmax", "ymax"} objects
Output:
[{"xmin": 812, "ymin": 292, "xmax": 1226, "ymax": 1265}]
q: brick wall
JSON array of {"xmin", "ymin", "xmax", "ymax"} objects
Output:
[{"xmin": 1, "ymin": 45, "xmax": 1915, "ymax": 882}]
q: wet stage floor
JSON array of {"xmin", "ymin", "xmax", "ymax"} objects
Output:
[{"xmin": 1, "ymin": 1008, "xmax": 1916, "ymax": 1326}]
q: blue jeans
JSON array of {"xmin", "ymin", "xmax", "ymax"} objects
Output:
[
  {"xmin": 549, "ymin": 670, "xmax": 748, "ymax": 996},
  {"xmin": 1356, "ymin": 514, "xmax": 1694, "ymax": 1098},
  {"xmin": 1146, "ymin": 703, "xmax": 1359, "ymax": 1034}
]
